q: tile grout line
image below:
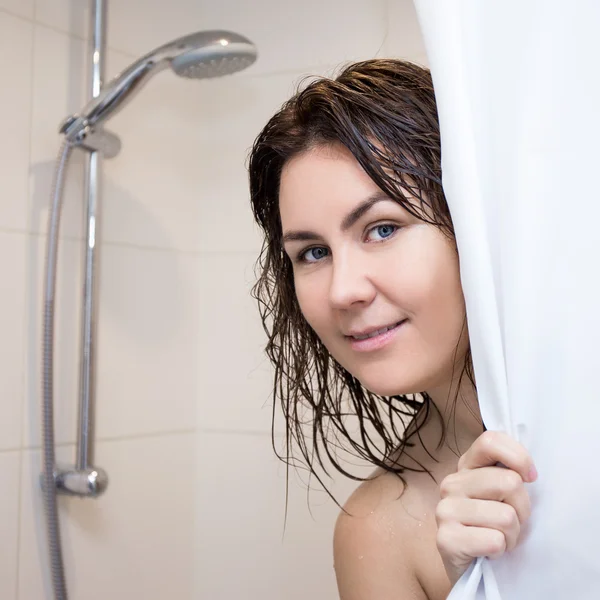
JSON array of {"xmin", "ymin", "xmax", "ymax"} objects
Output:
[
  {"xmin": 22, "ymin": 16, "xmax": 140, "ymax": 63},
  {"xmin": 198, "ymin": 427, "xmax": 275, "ymax": 438},
  {"xmin": 0, "ymin": 428, "xmax": 200, "ymax": 454},
  {"xmin": 0, "ymin": 426, "xmax": 284, "ymax": 455},
  {"xmin": 0, "ymin": 6, "xmax": 33, "ymax": 24},
  {"xmin": 0, "ymin": 227, "xmax": 263, "ymax": 257}
]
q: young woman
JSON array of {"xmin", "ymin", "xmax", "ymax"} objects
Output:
[{"xmin": 248, "ymin": 59, "xmax": 537, "ymax": 599}]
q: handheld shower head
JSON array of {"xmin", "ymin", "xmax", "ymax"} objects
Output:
[
  {"xmin": 60, "ymin": 30, "xmax": 257, "ymax": 142},
  {"xmin": 171, "ymin": 35, "xmax": 256, "ymax": 79}
]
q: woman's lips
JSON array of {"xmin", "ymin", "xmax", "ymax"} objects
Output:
[{"xmin": 347, "ymin": 319, "xmax": 407, "ymax": 352}]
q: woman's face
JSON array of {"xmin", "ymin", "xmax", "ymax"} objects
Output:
[{"xmin": 278, "ymin": 144, "xmax": 468, "ymax": 397}]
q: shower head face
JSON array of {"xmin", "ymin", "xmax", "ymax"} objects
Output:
[{"xmin": 170, "ymin": 31, "xmax": 257, "ymax": 79}]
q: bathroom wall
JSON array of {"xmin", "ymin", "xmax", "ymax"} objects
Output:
[{"xmin": 0, "ymin": 1, "xmax": 427, "ymax": 598}]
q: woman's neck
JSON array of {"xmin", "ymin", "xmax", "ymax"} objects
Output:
[{"xmin": 425, "ymin": 375, "xmax": 483, "ymax": 457}]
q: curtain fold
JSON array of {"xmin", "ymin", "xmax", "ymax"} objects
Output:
[{"xmin": 413, "ymin": 1, "xmax": 600, "ymax": 597}]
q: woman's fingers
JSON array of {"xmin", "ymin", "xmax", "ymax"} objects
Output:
[
  {"xmin": 439, "ymin": 466, "xmax": 532, "ymax": 525},
  {"xmin": 457, "ymin": 430, "xmax": 538, "ymax": 483},
  {"xmin": 436, "ymin": 497, "xmax": 521, "ymax": 552}
]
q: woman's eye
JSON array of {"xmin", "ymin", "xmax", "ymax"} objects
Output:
[
  {"xmin": 300, "ymin": 246, "xmax": 329, "ymax": 263},
  {"xmin": 366, "ymin": 224, "xmax": 397, "ymax": 242}
]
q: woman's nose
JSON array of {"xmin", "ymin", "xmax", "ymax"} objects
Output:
[{"xmin": 328, "ymin": 254, "xmax": 376, "ymax": 310}]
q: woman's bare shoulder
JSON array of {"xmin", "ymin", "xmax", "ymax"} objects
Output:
[{"xmin": 334, "ymin": 468, "xmax": 451, "ymax": 600}]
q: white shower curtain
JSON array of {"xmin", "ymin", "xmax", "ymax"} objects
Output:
[{"xmin": 412, "ymin": 1, "xmax": 600, "ymax": 598}]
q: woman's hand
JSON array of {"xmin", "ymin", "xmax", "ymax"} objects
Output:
[{"xmin": 435, "ymin": 430, "xmax": 537, "ymax": 586}]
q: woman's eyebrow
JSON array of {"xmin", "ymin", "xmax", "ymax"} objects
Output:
[
  {"xmin": 340, "ymin": 192, "xmax": 391, "ymax": 231},
  {"xmin": 282, "ymin": 192, "xmax": 392, "ymax": 243},
  {"xmin": 282, "ymin": 229, "xmax": 324, "ymax": 243}
]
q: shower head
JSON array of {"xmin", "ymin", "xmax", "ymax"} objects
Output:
[
  {"xmin": 60, "ymin": 30, "xmax": 257, "ymax": 142},
  {"xmin": 170, "ymin": 36, "xmax": 256, "ymax": 79}
]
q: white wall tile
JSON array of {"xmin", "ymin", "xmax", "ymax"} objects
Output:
[
  {"xmin": 196, "ymin": 431, "xmax": 357, "ymax": 600},
  {"xmin": 35, "ymin": 0, "xmax": 90, "ymax": 39},
  {"xmin": 19, "ymin": 434, "xmax": 195, "ymax": 600},
  {"xmin": 94, "ymin": 244, "xmax": 198, "ymax": 439},
  {"xmin": 105, "ymin": 0, "xmax": 205, "ymax": 58},
  {"xmin": 197, "ymin": 252, "xmax": 275, "ymax": 433},
  {"xmin": 385, "ymin": 0, "xmax": 428, "ymax": 61},
  {"xmin": 0, "ymin": 451, "xmax": 20, "ymax": 600},
  {"xmin": 0, "ymin": 0, "xmax": 33, "ymax": 19},
  {"xmin": 29, "ymin": 25, "xmax": 89, "ymax": 239},
  {"xmin": 197, "ymin": 0, "xmax": 387, "ymax": 75},
  {"xmin": 23, "ymin": 236, "xmax": 83, "ymax": 449},
  {"xmin": 0, "ymin": 12, "xmax": 33, "ymax": 232},
  {"xmin": 0, "ymin": 233, "xmax": 26, "ymax": 451}
]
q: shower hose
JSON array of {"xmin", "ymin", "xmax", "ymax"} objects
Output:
[{"xmin": 41, "ymin": 139, "xmax": 73, "ymax": 600}]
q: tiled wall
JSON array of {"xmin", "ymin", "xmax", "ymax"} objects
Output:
[{"xmin": 0, "ymin": 1, "xmax": 426, "ymax": 598}]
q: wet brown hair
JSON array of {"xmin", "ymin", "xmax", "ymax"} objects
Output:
[{"xmin": 248, "ymin": 59, "xmax": 474, "ymax": 497}]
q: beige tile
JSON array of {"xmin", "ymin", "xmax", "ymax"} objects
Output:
[
  {"xmin": 0, "ymin": 0, "xmax": 33, "ymax": 19},
  {"xmin": 29, "ymin": 25, "xmax": 89, "ymax": 239},
  {"xmin": 197, "ymin": 0, "xmax": 387, "ymax": 75},
  {"xmin": 19, "ymin": 434, "xmax": 194, "ymax": 600},
  {"xmin": 94, "ymin": 244, "xmax": 199, "ymax": 438},
  {"xmin": 0, "ymin": 12, "xmax": 33, "ymax": 231},
  {"xmin": 36, "ymin": 0, "xmax": 204, "ymax": 56},
  {"xmin": 0, "ymin": 451, "xmax": 20, "ymax": 600},
  {"xmin": 23, "ymin": 235, "xmax": 83, "ymax": 448},
  {"xmin": 197, "ymin": 253, "xmax": 276, "ymax": 434},
  {"xmin": 0, "ymin": 233, "xmax": 26, "ymax": 451},
  {"xmin": 105, "ymin": 0, "xmax": 205, "ymax": 58},
  {"xmin": 196, "ymin": 431, "xmax": 357, "ymax": 600},
  {"xmin": 34, "ymin": 0, "xmax": 90, "ymax": 39},
  {"xmin": 410, "ymin": 53, "xmax": 430, "ymax": 68},
  {"xmin": 385, "ymin": 0, "xmax": 428, "ymax": 61}
]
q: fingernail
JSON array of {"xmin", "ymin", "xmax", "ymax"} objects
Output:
[{"xmin": 527, "ymin": 465, "xmax": 538, "ymax": 482}]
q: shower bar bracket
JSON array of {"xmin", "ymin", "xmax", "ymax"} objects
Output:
[
  {"xmin": 59, "ymin": 115, "xmax": 122, "ymax": 158},
  {"xmin": 41, "ymin": 464, "xmax": 109, "ymax": 498}
]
